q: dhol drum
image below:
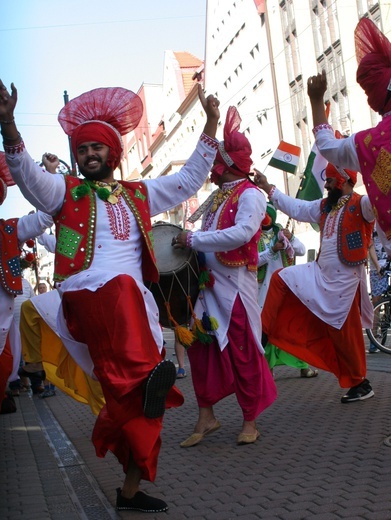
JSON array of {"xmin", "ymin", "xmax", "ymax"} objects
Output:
[{"xmin": 145, "ymin": 223, "xmax": 199, "ymax": 328}]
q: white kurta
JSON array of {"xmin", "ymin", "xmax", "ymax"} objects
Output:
[
  {"xmin": 190, "ymin": 179, "xmax": 266, "ymax": 352},
  {"xmin": 257, "ymin": 232, "xmax": 306, "ymax": 311},
  {"xmin": 6, "ymin": 138, "xmax": 217, "ymax": 378},
  {"xmin": 270, "ymin": 188, "xmax": 374, "ymax": 330}
]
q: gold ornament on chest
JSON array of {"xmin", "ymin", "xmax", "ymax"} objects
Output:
[{"xmin": 210, "ymin": 188, "xmax": 234, "ymax": 213}]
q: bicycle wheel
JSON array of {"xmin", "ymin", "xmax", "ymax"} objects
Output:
[{"xmin": 366, "ymin": 298, "xmax": 391, "ymax": 354}]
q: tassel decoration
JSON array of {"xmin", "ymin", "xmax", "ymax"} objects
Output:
[
  {"xmin": 201, "ymin": 311, "xmax": 219, "ymax": 332},
  {"xmin": 164, "ymin": 300, "xmax": 196, "ymax": 349},
  {"xmin": 175, "ymin": 325, "xmax": 196, "ymax": 348},
  {"xmin": 192, "ymin": 319, "xmax": 213, "ymax": 344},
  {"xmin": 96, "ymin": 187, "xmax": 111, "ymax": 201},
  {"xmin": 73, "ymin": 183, "xmax": 91, "ymax": 199},
  {"xmin": 198, "ymin": 269, "xmax": 210, "ymax": 290}
]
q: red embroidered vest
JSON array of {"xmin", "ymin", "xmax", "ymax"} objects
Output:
[
  {"xmin": 216, "ymin": 180, "xmax": 261, "ymax": 271},
  {"xmin": 0, "ymin": 218, "xmax": 22, "ymax": 296},
  {"xmin": 319, "ymin": 192, "xmax": 373, "ymax": 266},
  {"xmin": 53, "ymin": 177, "xmax": 159, "ymax": 282}
]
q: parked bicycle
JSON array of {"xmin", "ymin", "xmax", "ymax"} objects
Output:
[{"xmin": 366, "ymin": 260, "xmax": 391, "ymax": 354}]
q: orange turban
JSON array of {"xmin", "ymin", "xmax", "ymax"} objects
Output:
[{"xmin": 325, "ymin": 163, "xmax": 357, "ymax": 189}]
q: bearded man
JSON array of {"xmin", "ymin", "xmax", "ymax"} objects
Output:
[
  {"xmin": 255, "ymin": 163, "xmax": 375, "ymax": 404},
  {"xmin": 0, "ymin": 81, "xmax": 220, "ymax": 513}
]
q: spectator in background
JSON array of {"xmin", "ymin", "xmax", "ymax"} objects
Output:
[
  {"xmin": 257, "ymin": 202, "xmax": 318, "ymax": 379},
  {"xmin": 8, "ymin": 275, "xmax": 35, "ymax": 396},
  {"xmin": 37, "ymin": 281, "xmax": 48, "ymax": 294}
]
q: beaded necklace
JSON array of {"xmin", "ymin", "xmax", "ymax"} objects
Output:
[
  {"xmin": 324, "ymin": 195, "xmax": 350, "ymax": 238},
  {"xmin": 91, "ymin": 180, "xmax": 123, "ymax": 204},
  {"xmin": 73, "ymin": 179, "xmax": 123, "ymax": 204},
  {"xmin": 209, "ymin": 188, "xmax": 234, "ymax": 213},
  {"xmin": 204, "ymin": 179, "xmax": 245, "ymax": 231}
]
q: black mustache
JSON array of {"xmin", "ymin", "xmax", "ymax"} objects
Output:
[{"xmin": 85, "ymin": 156, "xmax": 102, "ymax": 165}]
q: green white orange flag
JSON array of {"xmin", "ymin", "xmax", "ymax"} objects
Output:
[
  {"xmin": 296, "ymin": 102, "xmax": 331, "ymax": 202},
  {"xmin": 268, "ymin": 141, "xmax": 301, "ymax": 174},
  {"xmin": 296, "ymin": 142, "xmax": 326, "ymax": 202}
]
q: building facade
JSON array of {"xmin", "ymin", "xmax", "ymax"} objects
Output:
[{"xmin": 121, "ymin": 0, "xmax": 391, "ymax": 254}]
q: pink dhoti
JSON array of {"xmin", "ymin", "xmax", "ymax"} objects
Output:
[{"xmin": 187, "ymin": 296, "xmax": 277, "ymax": 421}]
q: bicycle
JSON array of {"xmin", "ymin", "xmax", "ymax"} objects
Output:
[{"xmin": 366, "ymin": 261, "xmax": 391, "ymax": 354}]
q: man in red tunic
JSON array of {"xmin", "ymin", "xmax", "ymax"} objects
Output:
[{"xmin": 0, "ymin": 81, "xmax": 220, "ymax": 513}]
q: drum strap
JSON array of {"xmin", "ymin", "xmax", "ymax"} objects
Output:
[{"xmin": 187, "ymin": 189, "xmax": 218, "ymax": 224}]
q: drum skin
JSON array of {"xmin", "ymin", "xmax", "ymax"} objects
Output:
[{"xmin": 145, "ymin": 223, "xmax": 199, "ymax": 328}]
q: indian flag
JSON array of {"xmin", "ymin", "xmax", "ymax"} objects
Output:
[
  {"xmin": 297, "ymin": 102, "xmax": 331, "ymax": 202},
  {"xmin": 296, "ymin": 142, "xmax": 327, "ymax": 202},
  {"xmin": 268, "ymin": 141, "xmax": 301, "ymax": 174}
]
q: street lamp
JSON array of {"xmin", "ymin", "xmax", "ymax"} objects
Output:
[{"xmin": 63, "ymin": 90, "xmax": 77, "ymax": 175}]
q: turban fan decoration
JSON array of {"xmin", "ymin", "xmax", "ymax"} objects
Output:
[
  {"xmin": 212, "ymin": 106, "xmax": 252, "ymax": 184},
  {"xmin": 355, "ymin": 18, "xmax": 391, "ymax": 114},
  {"xmin": 58, "ymin": 87, "xmax": 143, "ymax": 169}
]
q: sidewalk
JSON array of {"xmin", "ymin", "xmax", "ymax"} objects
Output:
[{"xmin": 2, "ymin": 334, "xmax": 391, "ymax": 520}]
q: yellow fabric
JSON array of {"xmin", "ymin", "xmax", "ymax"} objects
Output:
[{"xmin": 20, "ymin": 299, "xmax": 105, "ymax": 415}]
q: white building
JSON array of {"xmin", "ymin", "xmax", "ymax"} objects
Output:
[
  {"xmin": 204, "ymin": 0, "xmax": 391, "ymax": 258},
  {"xmin": 122, "ymin": 1, "xmax": 390, "ymax": 256}
]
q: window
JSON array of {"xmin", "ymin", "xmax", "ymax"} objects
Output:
[{"xmin": 250, "ymin": 43, "xmax": 260, "ymax": 58}]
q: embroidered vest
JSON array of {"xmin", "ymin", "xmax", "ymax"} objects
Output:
[
  {"xmin": 215, "ymin": 180, "xmax": 261, "ymax": 271},
  {"xmin": 53, "ymin": 176, "xmax": 159, "ymax": 283},
  {"xmin": 355, "ymin": 117, "xmax": 391, "ymax": 239},
  {"xmin": 319, "ymin": 192, "xmax": 373, "ymax": 266},
  {"xmin": 257, "ymin": 226, "xmax": 294, "ymax": 283},
  {"xmin": 0, "ymin": 218, "xmax": 22, "ymax": 296}
]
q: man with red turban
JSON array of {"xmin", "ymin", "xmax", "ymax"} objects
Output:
[
  {"xmin": 255, "ymin": 160, "xmax": 375, "ymax": 403},
  {"xmin": 307, "ymin": 18, "xmax": 391, "ymax": 250},
  {"xmin": 0, "ymin": 80, "xmax": 220, "ymax": 513},
  {"xmin": 0, "ymin": 155, "xmax": 53, "ymax": 413},
  {"xmin": 175, "ymin": 107, "xmax": 277, "ymax": 448}
]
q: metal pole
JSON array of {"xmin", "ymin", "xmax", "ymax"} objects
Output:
[
  {"xmin": 63, "ymin": 90, "xmax": 77, "ymax": 175},
  {"xmin": 264, "ymin": 1, "xmax": 289, "ymax": 195}
]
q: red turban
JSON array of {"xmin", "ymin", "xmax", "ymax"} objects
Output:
[
  {"xmin": 0, "ymin": 178, "xmax": 7, "ymax": 205},
  {"xmin": 0, "ymin": 152, "xmax": 15, "ymax": 187},
  {"xmin": 355, "ymin": 18, "xmax": 391, "ymax": 114},
  {"xmin": 58, "ymin": 87, "xmax": 143, "ymax": 172},
  {"xmin": 325, "ymin": 163, "xmax": 357, "ymax": 189},
  {"xmin": 71, "ymin": 121, "xmax": 123, "ymax": 170},
  {"xmin": 212, "ymin": 107, "xmax": 252, "ymax": 183}
]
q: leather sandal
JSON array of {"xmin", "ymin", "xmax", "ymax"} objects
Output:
[
  {"xmin": 180, "ymin": 420, "xmax": 221, "ymax": 448},
  {"xmin": 237, "ymin": 429, "xmax": 260, "ymax": 445}
]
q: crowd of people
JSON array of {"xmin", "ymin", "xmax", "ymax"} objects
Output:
[{"xmin": 1, "ymin": 16, "xmax": 391, "ymax": 515}]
